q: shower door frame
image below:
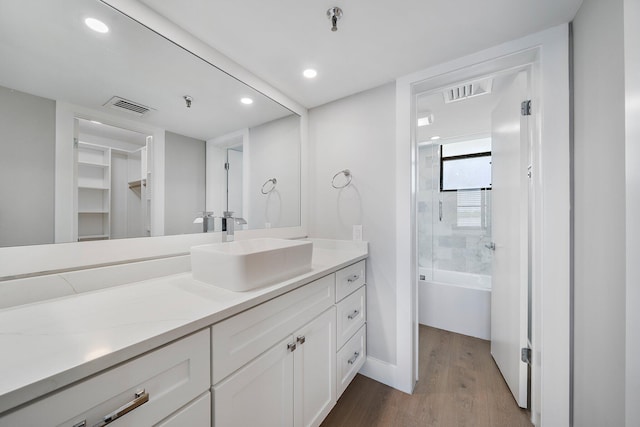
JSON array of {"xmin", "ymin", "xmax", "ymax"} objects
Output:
[{"xmin": 395, "ymin": 25, "xmax": 571, "ymax": 426}]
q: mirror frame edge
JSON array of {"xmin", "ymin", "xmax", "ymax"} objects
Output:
[{"xmin": 0, "ymin": 0, "xmax": 309, "ymax": 280}]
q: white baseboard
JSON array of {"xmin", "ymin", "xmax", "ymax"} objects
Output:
[{"xmin": 358, "ymin": 356, "xmax": 413, "ymax": 394}]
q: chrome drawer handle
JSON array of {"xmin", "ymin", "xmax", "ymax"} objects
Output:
[
  {"xmin": 287, "ymin": 342, "xmax": 297, "ymax": 352},
  {"xmin": 297, "ymin": 336, "xmax": 306, "ymax": 345},
  {"xmin": 347, "ymin": 309, "xmax": 360, "ymax": 320},
  {"xmin": 346, "ymin": 274, "xmax": 360, "ymax": 283},
  {"xmin": 93, "ymin": 389, "xmax": 149, "ymax": 427},
  {"xmin": 347, "ymin": 351, "xmax": 360, "ymax": 365}
]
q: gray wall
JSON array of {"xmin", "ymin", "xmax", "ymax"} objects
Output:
[
  {"xmin": 624, "ymin": 0, "xmax": 640, "ymax": 423},
  {"xmin": 0, "ymin": 86, "xmax": 55, "ymax": 247},
  {"xmin": 164, "ymin": 131, "xmax": 206, "ymax": 235},
  {"xmin": 248, "ymin": 115, "xmax": 300, "ymax": 229},
  {"xmin": 308, "ymin": 83, "xmax": 398, "ymax": 365},
  {"xmin": 573, "ymin": 0, "xmax": 626, "ymax": 424}
]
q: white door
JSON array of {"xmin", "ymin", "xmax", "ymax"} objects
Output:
[
  {"xmin": 213, "ymin": 336, "xmax": 295, "ymax": 427},
  {"xmin": 227, "ymin": 148, "xmax": 244, "ymax": 216},
  {"xmin": 294, "ymin": 308, "xmax": 336, "ymax": 427},
  {"xmin": 490, "ymin": 70, "xmax": 529, "ymax": 408}
]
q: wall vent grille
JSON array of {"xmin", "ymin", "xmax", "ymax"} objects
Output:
[
  {"xmin": 103, "ymin": 96, "xmax": 154, "ymax": 116},
  {"xmin": 443, "ymin": 78, "xmax": 493, "ymax": 103}
]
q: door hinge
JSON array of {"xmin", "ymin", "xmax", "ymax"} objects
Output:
[
  {"xmin": 521, "ymin": 100, "xmax": 532, "ymax": 116},
  {"xmin": 224, "ymin": 162, "xmax": 230, "ymax": 170},
  {"xmin": 521, "ymin": 347, "xmax": 532, "ymax": 365}
]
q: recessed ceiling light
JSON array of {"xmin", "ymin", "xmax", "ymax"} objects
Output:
[
  {"xmin": 240, "ymin": 97, "xmax": 253, "ymax": 105},
  {"xmin": 430, "ymin": 136, "xmax": 441, "ymax": 141},
  {"xmin": 303, "ymin": 69, "xmax": 318, "ymax": 79},
  {"xmin": 85, "ymin": 17, "xmax": 109, "ymax": 34}
]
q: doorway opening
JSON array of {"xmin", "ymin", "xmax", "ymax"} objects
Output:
[
  {"xmin": 74, "ymin": 118, "xmax": 152, "ymax": 241},
  {"xmin": 413, "ymin": 65, "xmax": 534, "ymax": 414}
]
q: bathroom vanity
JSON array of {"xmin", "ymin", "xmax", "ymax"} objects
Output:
[{"xmin": 0, "ymin": 240, "xmax": 367, "ymax": 427}]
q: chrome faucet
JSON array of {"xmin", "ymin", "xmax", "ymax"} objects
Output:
[
  {"xmin": 194, "ymin": 211, "xmax": 215, "ymax": 233},
  {"xmin": 221, "ymin": 211, "xmax": 247, "ymax": 242}
]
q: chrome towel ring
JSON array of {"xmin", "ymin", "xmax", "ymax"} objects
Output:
[
  {"xmin": 332, "ymin": 169, "xmax": 352, "ymax": 189},
  {"xmin": 261, "ymin": 178, "xmax": 277, "ymax": 194}
]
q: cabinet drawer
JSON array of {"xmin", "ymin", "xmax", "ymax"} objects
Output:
[
  {"xmin": 156, "ymin": 392, "xmax": 210, "ymax": 427},
  {"xmin": 335, "ymin": 260, "xmax": 365, "ymax": 302},
  {"xmin": 0, "ymin": 330, "xmax": 210, "ymax": 427},
  {"xmin": 212, "ymin": 275, "xmax": 334, "ymax": 384},
  {"xmin": 336, "ymin": 286, "xmax": 366, "ymax": 349},
  {"xmin": 336, "ymin": 324, "xmax": 366, "ymax": 399}
]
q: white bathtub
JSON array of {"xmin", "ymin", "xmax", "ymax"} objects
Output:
[{"xmin": 418, "ymin": 268, "xmax": 491, "ymax": 340}]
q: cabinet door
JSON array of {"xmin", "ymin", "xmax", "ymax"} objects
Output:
[
  {"xmin": 214, "ymin": 336, "xmax": 295, "ymax": 427},
  {"xmin": 294, "ymin": 308, "xmax": 336, "ymax": 427}
]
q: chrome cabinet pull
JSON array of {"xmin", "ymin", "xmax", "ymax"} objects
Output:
[
  {"xmin": 72, "ymin": 422, "xmax": 87, "ymax": 427},
  {"xmin": 93, "ymin": 389, "xmax": 149, "ymax": 427},
  {"xmin": 297, "ymin": 336, "xmax": 306, "ymax": 345},
  {"xmin": 287, "ymin": 342, "xmax": 297, "ymax": 352},
  {"xmin": 346, "ymin": 274, "xmax": 360, "ymax": 283},
  {"xmin": 347, "ymin": 352, "xmax": 360, "ymax": 365},
  {"xmin": 347, "ymin": 309, "xmax": 360, "ymax": 320}
]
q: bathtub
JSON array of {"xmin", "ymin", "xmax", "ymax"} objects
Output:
[{"xmin": 418, "ymin": 268, "xmax": 491, "ymax": 340}]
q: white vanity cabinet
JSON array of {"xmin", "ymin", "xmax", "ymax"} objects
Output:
[
  {"xmin": 334, "ymin": 260, "xmax": 367, "ymax": 398},
  {"xmin": 211, "ymin": 260, "xmax": 366, "ymax": 426},
  {"xmin": 0, "ymin": 252, "xmax": 367, "ymax": 427},
  {"xmin": 212, "ymin": 275, "xmax": 336, "ymax": 427},
  {"xmin": 0, "ymin": 329, "xmax": 211, "ymax": 427}
]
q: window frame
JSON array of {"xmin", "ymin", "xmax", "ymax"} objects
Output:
[{"xmin": 439, "ymin": 149, "xmax": 492, "ymax": 192}]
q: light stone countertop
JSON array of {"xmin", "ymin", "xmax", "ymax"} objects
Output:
[{"xmin": 0, "ymin": 239, "xmax": 368, "ymax": 415}]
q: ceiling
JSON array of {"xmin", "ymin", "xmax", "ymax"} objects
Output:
[{"xmin": 139, "ymin": 0, "xmax": 583, "ymax": 109}]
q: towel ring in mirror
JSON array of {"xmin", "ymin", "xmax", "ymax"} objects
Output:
[
  {"xmin": 332, "ymin": 169, "xmax": 352, "ymax": 189},
  {"xmin": 261, "ymin": 178, "xmax": 277, "ymax": 194}
]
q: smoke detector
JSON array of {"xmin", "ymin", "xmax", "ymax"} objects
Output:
[
  {"xmin": 103, "ymin": 96, "xmax": 154, "ymax": 116},
  {"xmin": 443, "ymin": 77, "xmax": 493, "ymax": 103}
]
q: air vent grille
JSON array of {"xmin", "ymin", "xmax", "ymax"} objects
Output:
[
  {"xmin": 443, "ymin": 78, "xmax": 493, "ymax": 103},
  {"xmin": 104, "ymin": 96, "xmax": 154, "ymax": 117}
]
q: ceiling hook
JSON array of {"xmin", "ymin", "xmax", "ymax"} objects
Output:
[{"xmin": 327, "ymin": 7, "xmax": 343, "ymax": 32}]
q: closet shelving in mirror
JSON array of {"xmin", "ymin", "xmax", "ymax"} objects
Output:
[{"xmin": 76, "ymin": 142, "xmax": 111, "ymax": 241}]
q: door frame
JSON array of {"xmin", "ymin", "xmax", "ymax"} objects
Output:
[{"xmin": 395, "ymin": 25, "xmax": 570, "ymax": 426}]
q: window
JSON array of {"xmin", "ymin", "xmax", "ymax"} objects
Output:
[{"xmin": 440, "ymin": 139, "xmax": 492, "ymax": 192}]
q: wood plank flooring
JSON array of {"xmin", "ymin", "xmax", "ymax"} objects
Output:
[{"xmin": 321, "ymin": 325, "xmax": 533, "ymax": 427}]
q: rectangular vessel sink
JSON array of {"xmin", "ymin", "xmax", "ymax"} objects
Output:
[{"xmin": 190, "ymin": 238, "xmax": 313, "ymax": 291}]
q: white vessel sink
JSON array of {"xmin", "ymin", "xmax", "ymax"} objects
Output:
[{"xmin": 190, "ymin": 238, "xmax": 313, "ymax": 291}]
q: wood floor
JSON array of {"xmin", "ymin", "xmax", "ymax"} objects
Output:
[{"xmin": 321, "ymin": 325, "xmax": 532, "ymax": 427}]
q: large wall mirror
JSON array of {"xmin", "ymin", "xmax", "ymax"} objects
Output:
[{"xmin": 0, "ymin": 0, "xmax": 301, "ymax": 247}]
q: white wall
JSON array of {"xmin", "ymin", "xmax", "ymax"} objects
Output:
[
  {"xmin": 164, "ymin": 131, "xmax": 206, "ymax": 235},
  {"xmin": 624, "ymin": 0, "xmax": 640, "ymax": 425},
  {"xmin": 248, "ymin": 115, "xmax": 300, "ymax": 229},
  {"xmin": 308, "ymin": 83, "xmax": 398, "ymax": 366},
  {"xmin": 0, "ymin": 86, "xmax": 55, "ymax": 247},
  {"xmin": 573, "ymin": 0, "xmax": 626, "ymax": 425}
]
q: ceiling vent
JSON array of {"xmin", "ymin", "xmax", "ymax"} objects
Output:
[
  {"xmin": 443, "ymin": 78, "xmax": 493, "ymax": 104},
  {"xmin": 103, "ymin": 96, "xmax": 154, "ymax": 117}
]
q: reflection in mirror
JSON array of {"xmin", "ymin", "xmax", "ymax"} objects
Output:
[
  {"xmin": 0, "ymin": 0, "xmax": 301, "ymax": 247},
  {"xmin": 206, "ymin": 115, "xmax": 301, "ymax": 231}
]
